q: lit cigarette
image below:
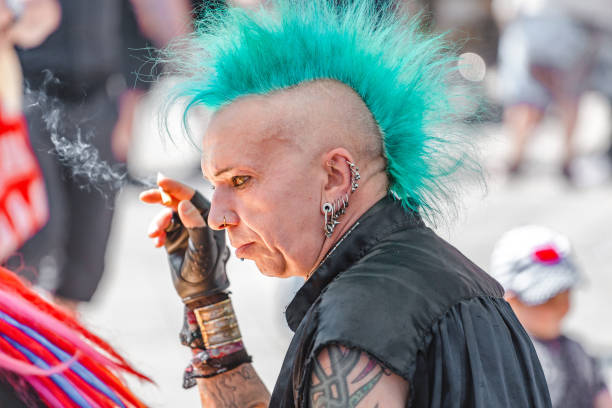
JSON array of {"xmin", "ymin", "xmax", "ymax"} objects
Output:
[{"xmin": 159, "ymin": 187, "xmax": 173, "ymax": 205}]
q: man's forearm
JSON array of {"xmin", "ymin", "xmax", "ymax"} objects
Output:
[
  {"xmin": 148, "ymin": 182, "xmax": 269, "ymax": 406},
  {"xmin": 184, "ymin": 297, "xmax": 270, "ymax": 407},
  {"xmin": 197, "ymin": 363, "xmax": 270, "ymax": 408}
]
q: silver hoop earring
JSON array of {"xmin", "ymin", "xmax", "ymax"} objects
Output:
[
  {"xmin": 322, "ymin": 202, "xmax": 339, "ymax": 238},
  {"xmin": 322, "ymin": 194, "xmax": 351, "ymax": 238}
]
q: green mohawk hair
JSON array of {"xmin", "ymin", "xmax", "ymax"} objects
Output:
[{"xmin": 166, "ymin": 0, "xmax": 482, "ymax": 221}]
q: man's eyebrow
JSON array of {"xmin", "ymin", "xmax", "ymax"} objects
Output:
[{"xmin": 214, "ymin": 167, "xmax": 234, "ymax": 178}]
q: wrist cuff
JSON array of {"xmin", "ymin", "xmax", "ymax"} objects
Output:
[
  {"xmin": 193, "ymin": 298, "xmax": 242, "ymax": 350},
  {"xmin": 183, "ymin": 347, "xmax": 252, "ymax": 388}
]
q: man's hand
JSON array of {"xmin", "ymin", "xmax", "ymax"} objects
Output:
[
  {"xmin": 140, "ymin": 175, "xmax": 229, "ymax": 307},
  {"xmin": 140, "ymin": 175, "xmax": 199, "ymax": 240},
  {"xmin": 141, "ymin": 176, "xmax": 271, "ymax": 408},
  {"xmin": 0, "ymin": 0, "xmax": 61, "ymax": 49}
]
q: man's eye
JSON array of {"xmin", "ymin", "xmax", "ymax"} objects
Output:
[{"xmin": 231, "ymin": 175, "xmax": 251, "ymax": 188}]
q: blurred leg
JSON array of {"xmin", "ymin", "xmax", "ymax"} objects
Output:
[
  {"xmin": 55, "ymin": 174, "xmax": 116, "ymax": 302},
  {"xmin": 533, "ymin": 65, "xmax": 583, "ymax": 178},
  {"xmin": 558, "ymin": 97, "xmax": 580, "ymax": 177},
  {"xmin": 505, "ymin": 104, "xmax": 544, "ymax": 173},
  {"xmin": 54, "ymin": 90, "xmax": 119, "ymax": 303},
  {"xmin": 17, "ymin": 95, "xmax": 69, "ymax": 287},
  {"xmin": 498, "ymin": 20, "xmax": 549, "ymax": 174}
]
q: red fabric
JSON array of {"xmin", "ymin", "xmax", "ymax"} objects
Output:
[{"xmin": 0, "ymin": 111, "xmax": 49, "ymax": 262}]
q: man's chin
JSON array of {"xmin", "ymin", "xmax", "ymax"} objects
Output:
[{"xmin": 253, "ymin": 259, "xmax": 292, "ymax": 279}]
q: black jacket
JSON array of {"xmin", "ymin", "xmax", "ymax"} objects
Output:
[{"xmin": 270, "ymin": 196, "xmax": 552, "ymax": 407}]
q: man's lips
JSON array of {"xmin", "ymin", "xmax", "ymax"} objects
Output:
[{"xmin": 235, "ymin": 242, "xmax": 254, "ymax": 258}]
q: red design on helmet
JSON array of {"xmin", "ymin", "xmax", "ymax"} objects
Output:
[{"xmin": 533, "ymin": 246, "xmax": 561, "ymax": 264}]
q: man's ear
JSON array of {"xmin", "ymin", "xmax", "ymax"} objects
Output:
[{"xmin": 321, "ymin": 148, "xmax": 354, "ymax": 205}]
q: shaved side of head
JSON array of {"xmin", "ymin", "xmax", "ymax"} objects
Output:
[
  {"xmin": 269, "ymin": 80, "xmax": 385, "ymax": 168},
  {"xmin": 210, "ymin": 79, "xmax": 386, "ymax": 172}
]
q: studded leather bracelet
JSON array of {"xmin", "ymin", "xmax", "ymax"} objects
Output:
[{"xmin": 181, "ymin": 296, "xmax": 251, "ymax": 388}]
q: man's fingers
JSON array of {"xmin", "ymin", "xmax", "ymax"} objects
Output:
[
  {"xmin": 154, "ymin": 233, "xmax": 166, "ymax": 248},
  {"xmin": 157, "ymin": 174, "xmax": 195, "ymax": 202},
  {"xmin": 140, "ymin": 187, "xmax": 180, "ymax": 210},
  {"xmin": 147, "ymin": 208, "xmax": 174, "ymax": 238},
  {"xmin": 141, "ymin": 176, "xmax": 198, "ymax": 213},
  {"xmin": 139, "ymin": 189, "xmax": 162, "ymax": 204},
  {"xmin": 142, "ymin": 177, "xmax": 204, "ymax": 249},
  {"xmin": 178, "ymin": 200, "xmax": 206, "ymax": 229}
]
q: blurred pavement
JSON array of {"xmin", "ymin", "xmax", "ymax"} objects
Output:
[{"xmin": 79, "ymin": 90, "xmax": 612, "ymax": 406}]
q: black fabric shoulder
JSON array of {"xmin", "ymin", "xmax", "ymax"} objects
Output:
[
  {"xmin": 311, "ymin": 295, "xmax": 551, "ymax": 407},
  {"xmin": 306, "ymin": 227, "xmax": 552, "ymax": 407},
  {"xmin": 411, "ymin": 297, "xmax": 552, "ymax": 407},
  {"xmin": 313, "ymin": 226, "xmax": 504, "ymax": 381}
]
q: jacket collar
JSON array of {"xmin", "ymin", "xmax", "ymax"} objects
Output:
[{"xmin": 285, "ymin": 195, "xmax": 424, "ymax": 331}]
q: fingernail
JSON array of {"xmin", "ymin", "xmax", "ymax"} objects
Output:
[
  {"xmin": 147, "ymin": 224, "xmax": 157, "ymax": 236},
  {"xmin": 157, "ymin": 172, "xmax": 166, "ymax": 183},
  {"xmin": 159, "ymin": 187, "xmax": 173, "ymax": 205}
]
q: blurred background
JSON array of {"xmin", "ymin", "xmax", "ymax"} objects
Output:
[{"xmin": 1, "ymin": 0, "xmax": 611, "ymax": 406}]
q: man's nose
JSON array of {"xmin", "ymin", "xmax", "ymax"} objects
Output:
[{"xmin": 207, "ymin": 191, "xmax": 238, "ymax": 231}]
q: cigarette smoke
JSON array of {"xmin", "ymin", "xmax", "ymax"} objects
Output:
[{"xmin": 24, "ymin": 72, "xmax": 155, "ymax": 201}]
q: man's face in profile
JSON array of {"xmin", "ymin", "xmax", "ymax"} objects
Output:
[{"xmin": 200, "ymin": 94, "xmax": 327, "ymax": 279}]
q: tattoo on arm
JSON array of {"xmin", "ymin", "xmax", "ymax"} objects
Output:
[
  {"xmin": 198, "ymin": 364, "xmax": 270, "ymax": 408},
  {"xmin": 309, "ymin": 345, "xmax": 390, "ymax": 408}
]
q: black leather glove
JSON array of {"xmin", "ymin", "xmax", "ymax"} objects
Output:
[{"xmin": 164, "ymin": 191, "xmax": 230, "ymax": 308}]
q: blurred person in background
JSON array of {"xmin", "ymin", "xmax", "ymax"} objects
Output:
[
  {"xmin": 0, "ymin": 0, "xmax": 59, "ymax": 268},
  {"xmin": 496, "ymin": 0, "xmax": 612, "ymax": 181},
  {"xmin": 14, "ymin": 0, "xmax": 192, "ymax": 314},
  {"xmin": 491, "ymin": 225, "xmax": 612, "ymax": 408},
  {"xmin": 0, "ymin": 1, "xmax": 59, "ymax": 404}
]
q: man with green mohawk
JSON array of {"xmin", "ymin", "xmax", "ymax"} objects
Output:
[{"xmin": 140, "ymin": 0, "xmax": 552, "ymax": 406}]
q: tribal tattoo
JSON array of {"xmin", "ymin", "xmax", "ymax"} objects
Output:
[{"xmin": 309, "ymin": 345, "xmax": 390, "ymax": 408}]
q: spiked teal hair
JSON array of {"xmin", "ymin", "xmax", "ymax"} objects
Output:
[{"xmin": 165, "ymin": 0, "xmax": 482, "ymax": 220}]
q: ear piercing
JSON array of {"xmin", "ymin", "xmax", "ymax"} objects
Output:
[
  {"xmin": 347, "ymin": 161, "xmax": 360, "ymax": 192},
  {"xmin": 322, "ymin": 160, "xmax": 359, "ymax": 238},
  {"xmin": 322, "ymin": 197, "xmax": 348, "ymax": 238}
]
